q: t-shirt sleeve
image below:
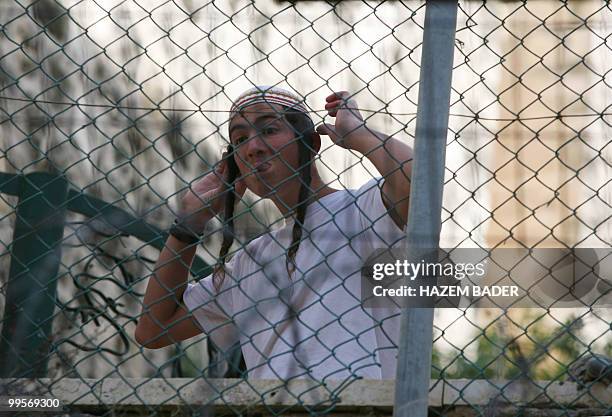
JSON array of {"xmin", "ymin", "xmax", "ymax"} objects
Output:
[
  {"xmin": 183, "ymin": 256, "xmax": 240, "ymax": 352},
  {"xmin": 354, "ymin": 177, "xmax": 406, "ymax": 248}
]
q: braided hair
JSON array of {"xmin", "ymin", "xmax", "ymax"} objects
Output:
[{"xmin": 213, "ymin": 108, "xmax": 315, "ymax": 290}]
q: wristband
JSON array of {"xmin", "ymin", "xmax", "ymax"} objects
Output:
[{"xmin": 168, "ymin": 219, "xmax": 201, "ymax": 244}]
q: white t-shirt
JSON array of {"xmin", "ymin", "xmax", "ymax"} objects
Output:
[{"xmin": 183, "ymin": 178, "xmax": 406, "ymax": 380}]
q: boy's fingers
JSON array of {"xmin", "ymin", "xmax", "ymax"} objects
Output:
[
  {"xmin": 325, "ymin": 93, "xmax": 335, "ymax": 102},
  {"xmin": 214, "ymin": 158, "xmax": 226, "ymax": 175},
  {"xmin": 325, "ymin": 91, "xmax": 349, "ymax": 102},
  {"xmin": 325, "ymin": 93, "xmax": 359, "ymax": 117},
  {"xmin": 235, "ymin": 178, "xmax": 247, "ymax": 197},
  {"xmin": 324, "ymin": 100, "xmax": 341, "ymax": 117},
  {"xmin": 212, "ymin": 165, "xmax": 225, "ymax": 187},
  {"xmin": 316, "ymin": 123, "xmax": 338, "ymax": 139},
  {"xmin": 325, "ymin": 100, "xmax": 342, "ymax": 110}
]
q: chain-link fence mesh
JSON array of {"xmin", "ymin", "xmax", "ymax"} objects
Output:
[{"xmin": 0, "ymin": 0, "xmax": 610, "ymax": 416}]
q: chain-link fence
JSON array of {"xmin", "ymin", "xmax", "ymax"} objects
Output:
[{"xmin": 1, "ymin": 0, "xmax": 611, "ymax": 416}]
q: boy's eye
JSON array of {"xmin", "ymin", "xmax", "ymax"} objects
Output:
[
  {"xmin": 261, "ymin": 127, "xmax": 277, "ymax": 135},
  {"xmin": 234, "ymin": 136, "xmax": 248, "ymax": 144}
]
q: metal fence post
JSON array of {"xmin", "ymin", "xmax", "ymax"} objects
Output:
[
  {"xmin": 394, "ymin": 2, "xmax": 458, "ymax": 417},
  {"xmin": 0, "ymin": 173, "xmax": 68, "ymax": 377}
]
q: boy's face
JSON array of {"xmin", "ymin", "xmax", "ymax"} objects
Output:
[{"xmin": 229, "ymin": 102, "xmax": 301, "ymax": 198}]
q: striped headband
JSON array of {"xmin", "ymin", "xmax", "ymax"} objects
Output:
[{"xmin": 229, "ymin": 86, "xmax": 310, "ymax": 121}]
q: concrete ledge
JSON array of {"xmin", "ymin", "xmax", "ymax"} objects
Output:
[{"xmin": 1, "ymin": 378, "xmax": 610, "ymax": 416}]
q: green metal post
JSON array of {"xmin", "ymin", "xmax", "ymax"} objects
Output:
[{"xmin": 0, "ymin": 173, "xmax": 68, "ymax": 377}]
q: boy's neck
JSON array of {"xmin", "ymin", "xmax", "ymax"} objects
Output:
[{"xmin": 273, "ymin": 174, "xmax": 338, "ymax": 218}]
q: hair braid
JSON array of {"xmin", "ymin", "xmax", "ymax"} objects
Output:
[
  {"xmin": 213, "ymin": 144, "xmax": 239, "ymax": 291},
  {"xmin": 285, "ymin": 112, "xmax": 315, "ymax": 275}
]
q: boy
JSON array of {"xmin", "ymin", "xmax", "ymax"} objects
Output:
[{"xmin": 135, "ymin": 86, "xmax": 412, "ymax": 380}]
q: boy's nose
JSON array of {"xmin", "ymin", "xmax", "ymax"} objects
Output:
[{"xmin": 245, "ymin": 134, "xmax": 268, "ymax": 158}]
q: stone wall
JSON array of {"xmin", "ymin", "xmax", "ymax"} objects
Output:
[{"xmin": 1, "ymin": 378, "xmax": 610, "ymax": 416}]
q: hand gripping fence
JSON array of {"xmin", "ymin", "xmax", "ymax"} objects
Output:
[{"xmin": 0, "ymin": 1, "xmax": 611, "ymax": 417}]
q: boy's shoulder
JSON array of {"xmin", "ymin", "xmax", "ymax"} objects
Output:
[
  {"xmin": 231, "ymin": 178, "xmax": 386, "ymax": 260},
  {"xmin": 310, "ymin": 178, "xmax": 384, "ymax": 216}
]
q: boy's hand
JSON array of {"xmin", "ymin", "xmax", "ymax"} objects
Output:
[
  {"xmin": 316, "ymin": 90, "xmax": 413, "ymax": 230},
  {"xmin": 316, "ymin": 91, "xmax": 368, "ymax": 151},
  {"xmin": 177, "ymin": 154, "xmax": 246, "ymax": 233}
]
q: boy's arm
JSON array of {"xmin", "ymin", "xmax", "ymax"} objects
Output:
[
  {"xmin": 135, "ymin": 157, "xmax": 245, "ymax": 348},
  {"xmin": 316, "ymin": 91, "xmax": 413, "ymax": 229},
  {"xmin": 134, "ymin": 237, "xmax": 202, "ymax": 349}
]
